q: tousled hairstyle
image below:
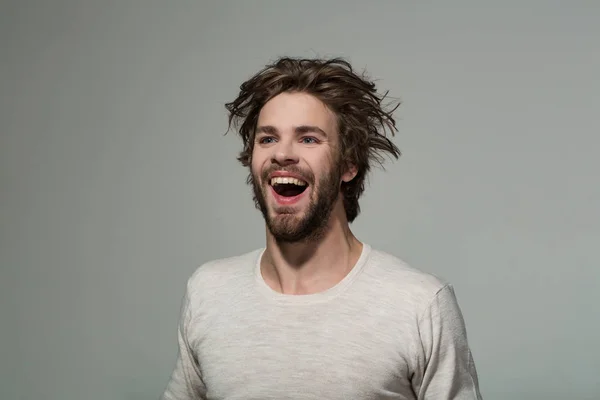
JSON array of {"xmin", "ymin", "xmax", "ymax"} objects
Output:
[{"xmin": 225, "ymin": 57, "xmax": 401, "ymax": 223}]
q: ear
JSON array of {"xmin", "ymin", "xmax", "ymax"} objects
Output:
[{"xmin": 341, "ymin": 163, "xmax": 358, "ymax": 183}]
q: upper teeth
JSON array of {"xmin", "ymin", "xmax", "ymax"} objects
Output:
[{"xmin": 270, "ymin": 177, "xmax": 307, "ymax": 186}]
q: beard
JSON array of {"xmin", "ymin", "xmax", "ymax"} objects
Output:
[{"xmin": 250, "ymin": 162, "xmax": 343, "ymax": 243}]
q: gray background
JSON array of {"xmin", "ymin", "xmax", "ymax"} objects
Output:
[{"xmin": 1, "ymin": 1, "xmax": 599, "ymax": 399}]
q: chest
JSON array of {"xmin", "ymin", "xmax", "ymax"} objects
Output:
[{"xmin": 194, "ymin": 304, "xmax": 418, "ymax": 399}]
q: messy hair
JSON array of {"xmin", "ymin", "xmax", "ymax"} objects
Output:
[{"xmin": 225, "ymin": 57, "xmax": 401, "ymax": 223}]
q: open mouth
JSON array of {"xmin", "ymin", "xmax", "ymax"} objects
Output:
[{"xmin": 270, "ymin": 177, "xmax": 308, "ymax": 198}]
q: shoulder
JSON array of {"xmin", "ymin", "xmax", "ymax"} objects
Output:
[
  {"xmin": 364, "ymin": 246, "xmax": 450, "ymax": 307},
  {"xmin": 185, "ymin": 248, "xmax": 263, "ymax": 299}
]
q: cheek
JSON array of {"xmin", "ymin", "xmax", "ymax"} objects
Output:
[
  {"xmin": 250, "ymin": 153, "xmax": 267, "ymax": 182},
  {"xmin": 250, "ymin": 158, "xmax": 259, "ymax": 173},
  {"xmin": 250, "ymin": 150, "xmax": 262, "ymax": 171}
]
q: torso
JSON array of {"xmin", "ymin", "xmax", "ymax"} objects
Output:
[{"xmin": 186, "ymin": 245, "xmax": 445, "ymax": 399}]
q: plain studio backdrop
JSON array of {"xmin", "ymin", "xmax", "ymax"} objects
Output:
[{"xmin": 1, "ymin": 1, "xmax": 599, "ymax": 399}]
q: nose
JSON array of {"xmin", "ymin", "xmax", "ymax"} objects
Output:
[{"xmin": 271, "ymin": 139, "xmax": 299, "ymax": 166}]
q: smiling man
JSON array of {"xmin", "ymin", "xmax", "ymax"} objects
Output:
[{"xmin": 162, "ymin": 58, "xmax": 482, "ymax": 399}]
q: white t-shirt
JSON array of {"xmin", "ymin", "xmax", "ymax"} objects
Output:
[{"xmin": 162, "ymin": 244, "xmax": 482, "ymax": 399}]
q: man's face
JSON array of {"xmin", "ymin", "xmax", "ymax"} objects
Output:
[{"xmin": 250, "ymin": 92, "xmax": 344, "ymax": 243}]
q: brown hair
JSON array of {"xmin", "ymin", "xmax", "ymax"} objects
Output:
[{"xmin": 225, "ymin": 57, "xmax": 401, "ymax": 223}]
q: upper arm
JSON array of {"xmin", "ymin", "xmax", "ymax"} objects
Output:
[
  {"xmin": 412, "ymin": 284, "xmax": 482, "ymax": 400},
  {"xmin": 162, "ymin": 284, "xmax": 207, "ymax": 400}
]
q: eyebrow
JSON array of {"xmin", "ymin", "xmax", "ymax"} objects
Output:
[{"xmin": 255, "ymin": 125, "xmax": 328, "ymax": 137}]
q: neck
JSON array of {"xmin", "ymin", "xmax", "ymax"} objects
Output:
[{"xmin": 260, "ymin": 201, "xmax": 363, "ymax": 295}]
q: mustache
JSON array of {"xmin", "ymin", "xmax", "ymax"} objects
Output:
[{"xmin": 260, "ymin": 166, "xmax": 314, "ymax": 185}]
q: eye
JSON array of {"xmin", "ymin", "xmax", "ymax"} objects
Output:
[
  {"xmin": 301, "ymin": 137, "xmax": 318, "ymax": 144},
  {"xmin": 258, "ymin": 136, "xmax": 277, "ymax": 144}
]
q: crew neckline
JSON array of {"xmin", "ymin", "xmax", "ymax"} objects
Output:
[{"xmin": 253, "ymin": 243, "xmax": 372, "ymax": 304}]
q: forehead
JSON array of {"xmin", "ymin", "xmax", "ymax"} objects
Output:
[{"xmin": 257, "ymin": 92, "xmax": 337, "ymax": 132}]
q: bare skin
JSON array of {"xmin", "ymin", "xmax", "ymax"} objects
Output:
[
  {"xmin": 261, "ymin": 202, "xmax": 363, "ymax": 295},
  {"xmin": 251, "ymin": 92, "xmax": 363, "ymax": 295}
]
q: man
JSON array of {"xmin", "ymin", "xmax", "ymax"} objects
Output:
[{"xmin": 162, "ymin": 57, "xmax": 482, "ymax": 399}]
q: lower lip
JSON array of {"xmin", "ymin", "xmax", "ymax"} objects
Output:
[{"xmin": 269, "ymin": 185, "xmax": 308, "ymax": 206}]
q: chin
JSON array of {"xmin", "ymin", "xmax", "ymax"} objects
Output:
[{"xmin": 269, "ymin": 208, "xmax": 304, "ymax": 221}]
